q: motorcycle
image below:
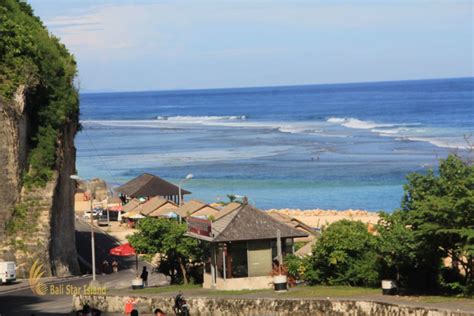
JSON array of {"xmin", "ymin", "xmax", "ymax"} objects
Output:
[{"xmin": 173, "ymin": 293, "xmax": 190, "ymax": 316}]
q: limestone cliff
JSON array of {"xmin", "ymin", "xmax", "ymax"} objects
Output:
[
  {"xmin": 0, "ymin": 0, "xmax": 80, "ymax": 277},
  {"xmin": 0, "ymin": 87, "xmax": 80, "ymax": 277}
]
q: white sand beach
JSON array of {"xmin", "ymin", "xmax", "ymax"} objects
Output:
[{"xmin": 266, "ymin": 208, "xmax": 380, "ymax": 228}]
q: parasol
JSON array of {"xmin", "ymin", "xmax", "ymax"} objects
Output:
[{"xmin": 109, "ymin": 243, "xmax": 139, "ymax": 276}]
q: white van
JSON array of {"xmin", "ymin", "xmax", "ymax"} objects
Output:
[{"xmin": 0, "ymin": 261, "xmax": 16, "ymax": 284}]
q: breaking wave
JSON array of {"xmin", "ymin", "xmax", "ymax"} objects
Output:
[{"xmin": 156, "ymin": 115, "xmax": 248, "ymax": 122}]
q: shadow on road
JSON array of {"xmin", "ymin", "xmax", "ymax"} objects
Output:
[{"xmin": 75, "ymin": 221, "xmax": 137, "ymax": 275}]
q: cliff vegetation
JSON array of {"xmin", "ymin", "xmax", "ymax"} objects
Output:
[{"xmin": 0, "ymin": 0, "xmax": 79, "ymax": 187}]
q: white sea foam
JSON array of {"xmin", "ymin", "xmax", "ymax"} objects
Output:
[
  {"xmin": 94, "ymin": 145, "xmax": 294, "ymax": 167},
  {"xmin": 328, "ymin": 117, "xmax": 470, "ymax": 149},
  {"xmin": 327, "ymin": 117, "xmax": 395, "ymax": 129},
  {"xmin": 156, "ymin": 115, "xmax": 248, "ymax": 122},
  {"xmin": 82, "ymin": 116, "xmax": 470, "ymax": 150}
]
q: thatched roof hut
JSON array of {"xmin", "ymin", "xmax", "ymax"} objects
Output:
[
  {"xmin": 176, "ymin": 200, "xmax": 219, "ymax": 218},
  {"xmin": 115, "ymin": 173, "xmax": 191, "ymax": 202},
  {"xmin": 139, "ymin": 196, "xmax": 179, "ymax": 217},
  {"xmin": 188, "ymin": 202, "xmax": 308, "ymax": 242},
  {"xmin": 186, "ymin": 201, "xmax": 308, "ymax": 290},
  {"xmin": 123, "ymin": 198, "xmax": 142, "ymax": 213},
  {"xmin": 268, "ymin": 212, "xmax": 320, "ymax": 242}
]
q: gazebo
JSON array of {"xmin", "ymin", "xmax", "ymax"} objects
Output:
[
  {"xmin": 115, "ymin": 173, "xmax": 191, "ymax": 203},
  {"xmin": 186, "ymin": 201, "xmax": 307, "ymax": 290}
]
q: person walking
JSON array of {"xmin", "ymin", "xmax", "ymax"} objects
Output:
[{"xmin": 140, "ymin": 266, "xmax": 149, "ymax": 287}]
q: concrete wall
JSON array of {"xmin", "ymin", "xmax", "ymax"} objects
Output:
[
  {"xmin": 203, "ymin": 272, "xmax": 273, "ymax": 290},
  {"xmin": 73, "ymin": 295, "xmax": 474, "ymax": 316}
]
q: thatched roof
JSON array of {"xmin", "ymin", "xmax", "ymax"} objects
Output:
[
  {"xmin": 177, "ymin": 200, "xmax": 219, "ymax": 218},
  {"xmin": 107, "ymin": 196, "xmax": 122, "ymax": 204},
  {"xmin": 115, "ymin": 173, "xmax": 191, "ymax": 198},
  {"xmin": 188, "ymin": 202, "xmax": 308, "ymax": 242},
  {"xmin": 268, "ymin": 212, "xmax": 319, "ymax": 237},
  {"xmin": 140, "ymin": 197, "xmax": 172, "ymax": 215},
  {"xmin": 214, "ymin": 202, "xmax": 242, "ymax": 220},
  {"xmin": 123, "ymin": 198, "xmax": 142, "ymax": 213},
  {"xmin": 139, "ymin": 196, "xmax": 179, "ymax": 217},
  {"xmin": 295, "ymin": 239, "xmax": 317, "ymax": 257}
]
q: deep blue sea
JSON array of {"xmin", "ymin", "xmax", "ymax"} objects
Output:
[{"xmin": 77, "ymin": 77, "xmax": 474, "ymax": 211}]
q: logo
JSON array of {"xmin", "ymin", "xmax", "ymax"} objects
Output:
[
  {"xmin": 28, "ymin": 259, "xmax": 107, "ymax": 296},
  {"xmin": 29, "ymin": 259, "xmax": 48, "ymax": 296}
]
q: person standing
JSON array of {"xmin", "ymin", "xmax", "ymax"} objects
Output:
[
  {"xmin": 112, "ymin": 259, "xmax": 119, "ymax": 273},
  {"xmin": 140, "ymin": 266, "xmax": 149, "ymax": 287},
  {"xmin": 101, "ymin": 259, "xmax": 109, "ymax": 275}
]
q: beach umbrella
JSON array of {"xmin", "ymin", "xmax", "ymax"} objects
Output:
[{"xmin": 109, "ymin": 243, "xmax": 139, "ymax": 276}]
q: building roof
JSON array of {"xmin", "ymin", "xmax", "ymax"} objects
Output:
[
  {"xmin": 114, "ymin": 173, "xmax": 191, "ymax": 198},
  {"xmin": 177, "ymin": 200, "xmax": 219, "ymax": 218},
  {"xmin": 123, "ymin": 198, "xmax": 142, "ymax": 213},
  {"xmin": 268, "ymin": 212, "xmax": 319, "ymax": 237},
  {"xmin": 214, "ymin": 202, "xmax": 242, "ymax": 220},
  {"xmin": 295, "ymin": 239, "xmax": 317, "ymax": 257},
  {"xmin": 139, "ymin": 196, "xmax": 173, "ymax": 216},
  {"xmin": 187, "ymin": 202, "xmax": 308, "ymax": 242}
]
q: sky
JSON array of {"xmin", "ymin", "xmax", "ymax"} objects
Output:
[{"xmin": 29, "ymin": 0, "xmax": 474, "ymax": 92}]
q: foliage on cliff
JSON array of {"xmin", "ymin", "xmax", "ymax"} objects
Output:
[{"xmin": 0, "ymin": 0, "xmax": 79, "ymax": 187}]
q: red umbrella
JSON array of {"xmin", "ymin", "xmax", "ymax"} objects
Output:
[{"xmin": 109, "ymin": 243, "xmax": 139, "ymax": 276}]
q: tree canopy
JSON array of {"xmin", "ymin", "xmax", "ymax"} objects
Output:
[
  {"xmin": 301, "ymin": 155, "xmax": 473, "ymax": 295},
  {"xmin": 304, "ymin": 220, "xmax": 379, "ymax": 287},
  {"xmin": 128, "ymin": 218, "xmax": 206, "ymax": 284},
  {"xmin": 401, "ymin": 155, "xmax": 474, "ymax": 294}
]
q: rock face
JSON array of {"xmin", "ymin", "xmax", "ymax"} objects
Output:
[{"xmin": 0, "ymin": 88, "xmax": 80, "ymax": 277}]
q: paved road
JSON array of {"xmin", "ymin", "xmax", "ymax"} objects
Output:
[{"xmin": 0, "ymin": 219, "xmax": 154, "ymax": 316}]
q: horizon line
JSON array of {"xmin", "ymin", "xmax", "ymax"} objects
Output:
[{"xmin": 79, "ymin": 76, "xmax": 473, "ymax": 95}]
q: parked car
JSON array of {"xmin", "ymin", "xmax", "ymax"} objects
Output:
[
  {"xmin": 83, "ymin": 210, "xmax": 100, "ymax": 220},
  {"xmin": 97, "ymin": 215, "xmax": 109, "ymax": 227},
  {"xmin": 0, "ymin": 261, "xmax": 16, "ymax": 284}
]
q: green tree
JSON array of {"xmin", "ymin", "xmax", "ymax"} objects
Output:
[
  {"xmin": 304, "ymin": 220, "xmax": 379, "ymax": 287},
  {"xmin": 402, "ymin": 155, "xmax": 474, "ymax": 294},
  {"xmin": 376, "ymin": 211, "xmax": 441, "ymax": 292},
  {"xmin": 128, "ymin": 218, "xmax": 206, "ymax": 284}
]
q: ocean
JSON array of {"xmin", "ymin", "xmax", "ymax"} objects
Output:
[{"xmin": 77, "ymin": 77, "xmax": 474, "ymax": 212}]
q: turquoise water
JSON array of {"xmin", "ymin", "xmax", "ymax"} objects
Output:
[{"xmin": 76, "ymin": 77, "xmax": 474, "ymax": 211}]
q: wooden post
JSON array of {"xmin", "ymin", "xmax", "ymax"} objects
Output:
[
  {"xmin": 210, "ymin": 244, "xmax": 216, "ymax": 287},
  {"xmin": 223, "ymin": 243, "xmax": 227, "ymax": 281}
]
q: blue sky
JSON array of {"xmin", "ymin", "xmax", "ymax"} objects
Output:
[{"xmin": 29, "ymin": 0, "xmax": 473, "ymax": 92}]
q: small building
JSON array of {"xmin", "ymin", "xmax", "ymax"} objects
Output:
[
  {"xmin": 115, "ymin": 173, "xmax": 191, "ymax": 203},
  {"xmin": 186, "ymin": 201, "xmax": 307, "ymax": 290},
  {"xmin": 177, "ymin": 199, "xmax": 220, "ymax": 219},
  {"xmin": 139, "ymin": 196, "xmax": 179, "ymax": 218}
]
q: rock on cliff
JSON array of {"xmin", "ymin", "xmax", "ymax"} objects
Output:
[{"xmin": 0, "ymin": 87, "xmax": 80, "ymax": 277}]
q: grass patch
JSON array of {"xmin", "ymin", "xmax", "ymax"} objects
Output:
[
  {"xmin": 281, "ymin": 285, "xmax": 380, "ymax": 298},
  {"xmin": 121, "ymin": 284, "xmax": 201, "ymax": 295},
  {"xmin": 414, "ymin": 295, "xmax": 474, "ymax": 305}
]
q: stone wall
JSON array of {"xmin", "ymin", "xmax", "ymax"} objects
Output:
[
  {"xmin": 73, "ymin": 295, "xmax": 474, "ymax": 316},
  {"xmin": 0, "ymin": 88, "xmax": 79, "ymax": 277}
]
